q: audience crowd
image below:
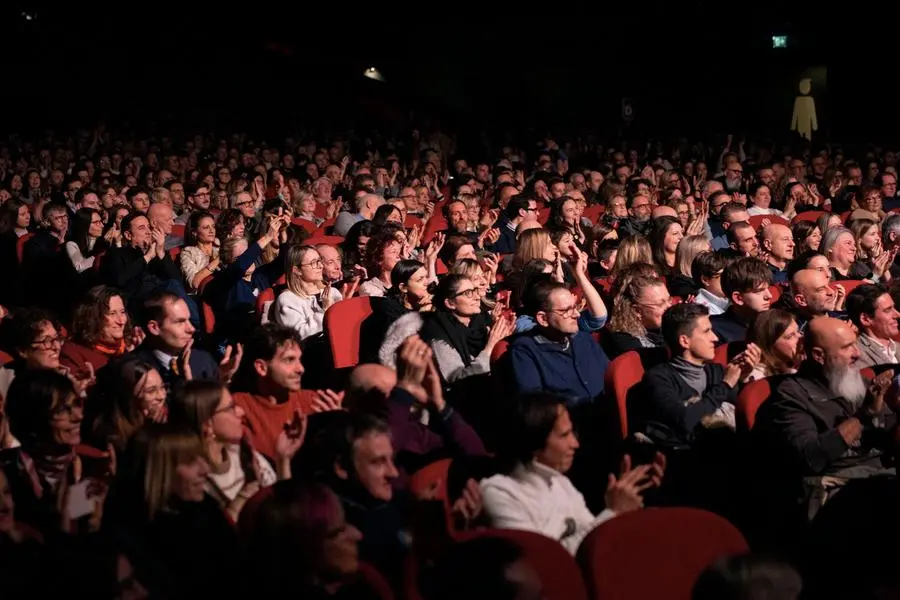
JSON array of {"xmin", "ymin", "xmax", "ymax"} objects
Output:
[{"xmin": 1, "ymin": 125, "xmax": 900, "ymax": 599}]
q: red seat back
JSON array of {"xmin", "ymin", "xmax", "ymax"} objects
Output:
[
  {"xmin": 604, "ymin": 351, "xmax": 644, "ymax": 439},
  {"xmin": 16, "ymin": 233, "xmax": 33, "ymax": 264},
  {"xmin": 835, "ymin": 279, "xmax": 867, "ymax": 295},
  {"xmin": 323, "ymin": 296, "xmax": 373, "ymax": 369},
  {"xmin": 460, "ymin": 529, "xmax": 588, "ymax": 600},
  {"xmin": 171, "ymin": 224, "xmax": 186, "ymax": 239},
  {"xmin": 583, "ymin": 204, "xmax": 604, "ymax": 224},
  {"xmin": 792, "ymin": 210, "xmax": 826, "ymax": 224},
  {"xmin": 291, "ymin": 217, "xmax": 318, "ymax": 234},
  {"xmin": 748, "ymin": 214, "xmax": 789, "ymax": 230},
  {"xmin": 306, "ymin": 235, "xmax": 344, "ymax": 247},
  {"xmin": 736, "ymin": 378, "xmax": 772, "ymax": 432},
  {"xmin": 577, "ymin": 508, "xmax": 748, "ymax": 600},
  {"xmin": 197, "ymin": 275, "xmax": 216, "ymax": 334},
  {"xmin": 255, "ymin": 286, "xmax": 276, "ymax": 318}
]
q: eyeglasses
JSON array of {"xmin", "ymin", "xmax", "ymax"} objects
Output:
[
  {"xmin": 548, "ymin": 305, "xmax": 579, "ymax": 317},
  {"xmin": 32, "ymin": 335, "xmax": 65, "ymax": 349},
  {"xmin": 301, "ymin": 259, "xmax": 324, "ymax": 269},
  {"xmin": 452, "ymin": 288, "xmax": 479, "ymax": 299}
]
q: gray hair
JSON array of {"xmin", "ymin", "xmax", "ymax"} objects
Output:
[
  {"xmin": 820, "ymin": 225, "xmax": 853, "ymax": 259},
  {"xmin": 882, "ymin": 213, "xmax": 900, "ymax": 246},
  {"xmin": 229, "ymin": 191, "xmax": 251, "ymax": 209}
]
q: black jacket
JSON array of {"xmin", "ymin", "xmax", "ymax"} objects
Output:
[{"xmin": 636, "ymin": 361, "xmax": 737, "ymax": 446}]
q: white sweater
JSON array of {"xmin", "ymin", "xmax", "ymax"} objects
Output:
[
  {"xmin": 480, "ymin": 461, "xmax": 616, "ymax": 555},
  {"xmin": 273, "ymin": 288, "xmax": 343, "ymax": 340}
]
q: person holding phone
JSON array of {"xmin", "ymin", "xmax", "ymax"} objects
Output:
[{"xmin": 167, "ymin": 380, "xmax": 306, "ymax": 522}]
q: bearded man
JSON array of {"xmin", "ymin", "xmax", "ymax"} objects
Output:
[{"xmin": 753, "ymin": 317, "xmax": 896, "ymax": 494}]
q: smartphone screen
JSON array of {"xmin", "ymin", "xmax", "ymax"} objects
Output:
[{"xmin": 65, "ymin": 481, "xmax": 97, "ymax": 520}]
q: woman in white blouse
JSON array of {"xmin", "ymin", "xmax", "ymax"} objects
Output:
[
  {"xmin": 66, "ymin": 207, "xmax": 116, "ymax": 273},
  {"xmin": 180, "ymin": 211, "xmax": 220, "ymax": 292},
  {"xmin": 167, "ymin": 380, "xmax": 304, "ymax": 523},
  {"xmin": 480, "ymin": 393, "xmax": 665, "ymax": 555},
  {"xmin": 273, "ymin": 245, "xmax": 343, "ymax": 340}
]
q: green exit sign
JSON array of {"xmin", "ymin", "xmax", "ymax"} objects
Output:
[{"xmin": 772, "ymin": 35, "xmax": 787, "ymax": 48}]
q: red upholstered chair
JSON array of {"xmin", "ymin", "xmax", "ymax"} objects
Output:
[
  {"xmin": 305, "ymin": 235, "xmax": 344, "ymax": 247},
  {"xmin": 736, "ymin": 377, "xmax": 772, "ymax": 432},
  {"xmin": 835, "ymin": 279, "xmax": 867, "ymax": 295},
  {"xmin": 16, "ymin": 232, "xmax": 33, "ymax": 264},
  {"xmin": 792, "ymin": 210, "xmax": 826, "ymax": 224},
  {"xmin": 576, "ymin": 508, "xmax": 749, "ymax": 600},
  {"xmin": 197, "ymin": 275, "xmax": 216, "ymax": 334},
  {"xmin": 323, "ymin": 296, "xmax": 373, "ymax": 369},
  {"xmin": 748, "ymin": 214, "xmax": 789, "ymax": 230},
  {"xmin": 603, "ymin": 348, "xmax": 669, "ymax": 438},
  {"xmin": 458, "ymin": 529, "xmax": 588, "ymax": 600},
  {"xmin": 712, "ymin": 341, "xmax": 747, "ymax": 367}
]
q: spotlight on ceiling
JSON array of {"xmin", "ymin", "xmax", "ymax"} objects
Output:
[{"xmin": 363, "ymin": 66, "xmax": 386, "ymax": 82}]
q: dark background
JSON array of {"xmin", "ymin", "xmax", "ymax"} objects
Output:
[{"xmin": 1, "ymin": 1, "xmax": 896, "ymax": 143}]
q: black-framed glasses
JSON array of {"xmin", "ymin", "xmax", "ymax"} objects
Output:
[
  {"xmin": 452, "ymin": 288, "xmax": 479, "ymax": 299},
  {"xmin": 301, "ymin": 259, "xmax": 324, "ymax": 269}
]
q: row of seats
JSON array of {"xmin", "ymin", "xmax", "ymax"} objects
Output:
[{"xmin": 405, "ymin": 458, "xmax": 748, "ymax": 600}]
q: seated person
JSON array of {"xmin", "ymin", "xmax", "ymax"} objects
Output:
[
  {"xmin": 346, "ymin": 339, "xmax": 486, "ymax": 484},
  {"xmin": 746, "ymin": 309, "xmax": 802, "ymax": 381},
  {"xmin": 709, "ymin": 199, "xmax": 759, "ymax": 251},
  {"xmin": 380, "ymin": 274, "xmax": 514, "ymax": 385},
  {"xmin": 691, "ymin": 251, "xmax": 729, "ymax": 316},
  {"xmin": 639, "ymin": 303, "xmax": 756, "ymax": 445},
  {"xmin": 509, "ymin": 280, "xmax": 610, "ymax": 406},
  {"xmin": 515, "ymin": 246, "xmax": 607, "ymax": 333},
  {"xmin": 309, "ymin": 411, "xmax": 481, "ymax": 589},
  {"xmin": 725, "ymin": 221, "xmax": 759, "ymax": 258},
  {"xmin": 604, "ymin": 274, "xmax": 668, "ymax": 358},
  {"xmin": 782, "ymin": 267, "xmax": 843, "ymax": 332},
  {"xmin": 753, "ymin": 317, "xmax": 896, "ymax": 504},
  {"xmin": 711, "ymin": 257, "xmax": 773, "ymax": 344},
  {"xmin": 131, "ymin": 291, "xmax": 224, "ymax": 391},
  {"xmin": 761, "ymin": 223, "xmax": 795, "ymax": 284},
  {"xmin": 231, "ymin": 323, "xmax": 340, "ymax": 461},
  {"xmin": 846, "ymin": 284, "xmax": 900, "ymax": 368},
  {"xmin": 479, "ymin": 392, "xmax": 664, "ymax": 555}
]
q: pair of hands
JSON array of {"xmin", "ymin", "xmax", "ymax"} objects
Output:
[
  {"xmin": 604, "ymin": 453, "xmax": 666, "ymax": 514},
  {"xmin": 178, "ymin": 341, "xmax": 244, "ymax": 385},
  {"xmin": 415, "ymin": 476, "xmax": 484, "ymax": 525},
  {"xmin": 396, "ymin": 336, "xmax": 445, "ymax": 410},
  {"xmin": 723, "ymin": 343, "xmax": 762, "ymax": 387}
]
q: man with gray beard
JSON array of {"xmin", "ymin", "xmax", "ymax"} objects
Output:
[{"xmin": 753, "ymin": 317, "xmax": 896, "ymax": 515}]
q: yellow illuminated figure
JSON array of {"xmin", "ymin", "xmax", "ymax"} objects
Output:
[{"xmin": 791, "ymin": 78, "xmax": 817, "ymax": 140}]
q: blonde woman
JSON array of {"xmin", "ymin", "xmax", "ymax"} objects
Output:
[
  {"xmin": 670, "ymin": 234, "xmax": 711, "ymax": 297},
  {"xmin": 609, "ymin": 235, "xmax": 653, "ymax": 283},
  {"xmin": 273, "ymin": 245, "xmax": 342, "ymax": 340},
  {"xmin": 293, "ymin": 190, "xmax": 324, "ymax": 227},
  {"xmin": 450, "ymin": 258, "xmax": 496, "ymax": 310},
  {"xmin": 512, "ymin": 228, "xmax": 563, "ymax": 281}
]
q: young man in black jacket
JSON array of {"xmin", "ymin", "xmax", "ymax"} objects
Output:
[{"xmin": 638, "ymin": 303, "xmax": 759, "ymax": 447}]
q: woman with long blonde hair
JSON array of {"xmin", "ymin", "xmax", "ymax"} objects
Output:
[
  {"xmin": 609, "ymin": 236, "xmax": 653, "ymax": 282},
  {"xmin": 670, "ymin": 234, "xmax": 711, "ymax": 297},
  {"xmin": 273, "ymin": 245, "xmax": 343, "ymax": 340}
]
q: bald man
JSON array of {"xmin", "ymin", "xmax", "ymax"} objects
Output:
[
  {"xmin": 652, "ymin": 205, "xmax": 677, "ymax": 220},
  {"xmin": 761, "ymin": 224, "xmax": 795, "ymax": 283},
  {"xmin": 788, "ymin": 269, "xmax": 840, "ymax": 330},
  {"xmin": 148, "ymin": 201, "xmax": 181, "ymax": 250},
  {"xmin": 347, "ymin": 342, "xmax": 486, "ymax": 465},
  {"xmin": 753, "ymin": 316, "xmax": 895, "ymax": 502}
]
